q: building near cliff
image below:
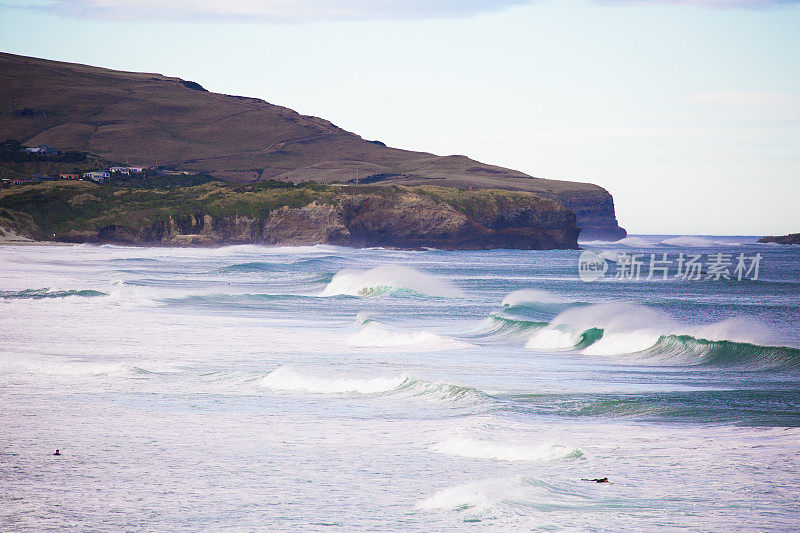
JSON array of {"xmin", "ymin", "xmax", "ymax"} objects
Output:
[
  {"xmin": 109, "ymin": 166, "xmax": 145, "ymax": 175},
  {"xmin": 59, "ymin": 173, "xmax": 80, "ymax": 180},
  {"xmin": 83, "ymin": 171, "xmax": 110, "ymax": 182}
]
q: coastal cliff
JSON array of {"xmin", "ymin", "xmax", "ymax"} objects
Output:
[
  {"xmin": 0, "ymin": 181, "xmax": 579, "ymax": 249},
  {"xmin": 0, "ymin": 52, "xmax": 625, "ymax": 240},
  {"xmin": 758, "ymin": 233, "xmax": 800, "ymax": 245}
]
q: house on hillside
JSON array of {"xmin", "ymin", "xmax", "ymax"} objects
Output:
[
  {"xmin": 59, "ymin": 173, "xmax": 80, "ymax": 180},
  {"xmin": 83, "ymin": 171, "xmax": 110, "ymax": 182},
  {"xmin": 22, "ymin": 145, "xmax": 59, "ymax": 156},
  {"xmin": 109, "ymin": 166, "xmax": 145, "ymax": 175}
]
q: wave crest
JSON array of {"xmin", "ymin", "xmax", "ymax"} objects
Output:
[
  {"xmin": 472, "ymin": 315, "xmax": 547, "ymax": 341},
  {"xmin": 320, "ymin": 265, "xmax": 463, "ymax": 298},
  {"xmin": 260, "ymin": 366, "xmax": 487, "ymax": 405}
]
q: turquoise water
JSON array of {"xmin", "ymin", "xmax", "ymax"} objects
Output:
[{"xmin": 1, "ymin": 236, "xmax": 799, "ymax": 531}]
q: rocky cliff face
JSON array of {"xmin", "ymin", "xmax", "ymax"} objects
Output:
[
  {"xmin": 0, "ymin": 182, "xmax": 579, "ymax": 250},
  {"xmin": 554, "ymin": 188, "xmax": 626, "ymax": 241}
]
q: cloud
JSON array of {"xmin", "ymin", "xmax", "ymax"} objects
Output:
[
  {"xmin": 12, "ymin": 0, "xmax": 533, "ymax": 22},
  {"xmin": 8, "ymin": 0, "xmax": 797, "ymax": 22},
  {"xmin": 600, "ymin": 0, "xmax": 800, "ymax": 8}
]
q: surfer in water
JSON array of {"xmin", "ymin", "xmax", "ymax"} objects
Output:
[
  {"xmin": 582, "ymin": 477, "xmax": 610, "ymax": 483},
  {"xmin": 53, "ymin": 449, "xmax": 61, "ymax": 456}
]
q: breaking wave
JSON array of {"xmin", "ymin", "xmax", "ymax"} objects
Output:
[
  {"xmin": 416, "ymin": 476, "xmax": 597, "ymax": 521},
  {"xmin": 353, "ymin": 311, "xmax": 379, "ymax": 326},
  {"xmin": 347, "ymin": 322, "xmax": 472, "ymax": 351},
  {"xmin": 0, "ymin": 354, "xmax": 174, "ymax": 377},
  {"xmin": 641, "ymin": 334, "xmax": 800, "ymax": 368},
  {"xmin": 472, "ymin": 315, "xmax": 547, "ymax": 340},
  {"xmin": 523, "ymin": 303, "xmax": 800, "ymax": 369},
  {"xmin": 661, "ymin": 236, "xmax": 728, "ymax": 247},
  {"xmin": 525, "ymin": 327, "xmax": 603, "ymax": 351},
  {"xmin": 260, "ymin": 365, "xmax": 405, "ymax": 394},
  {"xmin": 500, "ymin": 289, "xmax": 581, "ymax": 315},
  {"xmin": 259, "ymin": 365, "xmax": 488, "ymax": 405},
  {"xmin": 320, "ymin": 265, "xmax": 463, "ymax": 298},
  {"xmin": 431, "ymin": 437, "xmax": 583, "ymax": 462}
]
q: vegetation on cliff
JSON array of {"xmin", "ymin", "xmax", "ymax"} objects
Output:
[{"xmin": 0, "ymin": 180, "xmax": 579, "ymax": 249}]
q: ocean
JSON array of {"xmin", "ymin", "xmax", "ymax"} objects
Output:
[{"xmin": 1, "ymin": 237, "xmax": 799, "ymax": 531}]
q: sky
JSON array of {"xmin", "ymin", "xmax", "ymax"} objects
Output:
[{"xmin": 1, "ymin": 0, "xmax": 798, "ymax": 235}]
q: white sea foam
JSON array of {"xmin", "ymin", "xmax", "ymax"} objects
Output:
[
  {"xmin": 661, "ymin": 236, "xmax": 726, "ymax": 247},
  {"xmin": 416, "ymin": 476, "xmax": 589, "ymax": 520},
  {"xmin": 347, "ymin": 322, "xmax": 471, "ymax": 351},
  {"xmin": 0, "ymin": 353, "xmax": 179, "ymax": 377},
  {"xmin": 614, "ymin": 236, "xmax": 656, "ymax": 248},
  {"xmin": 106, "ymin": 280, "xmax": 163, "ymax": 307},
  {"xmin": 416, "ymin": 478, "xmax": 511, "ymax": 519},
  {"xmin": 525, "ymin": 328, "xmax": 582, "ymax": 351},
  {"xmin": 431, "ymin": 437, "xmax": 582, "ymax": 462},
  {"xmin": 260, "ymin": 365, "xmax": 405, "ymax": 395},
  {"xmin": 581, "ymin": 330, "xmax": 662, "ymax": 356},
  {"xmin": 320, "ymin": 265, "xmax": 463, "ymax": 297},
  {"xmin": 690, "ymin": 317, "xmax": 778, "ymax": 346},
  {"xmin": 578, "ymin": 239, "xmax": 620, "ymax": 246}
]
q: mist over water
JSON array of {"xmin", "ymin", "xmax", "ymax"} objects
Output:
[{"xmin": 1, "ymin": 238, "xmax": 799, "ymax": 531}]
